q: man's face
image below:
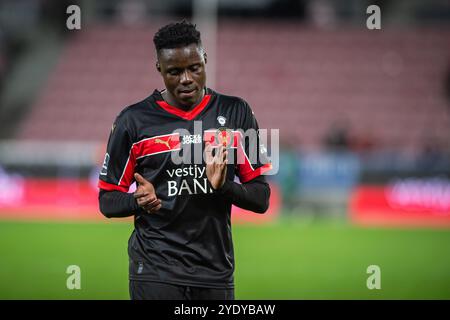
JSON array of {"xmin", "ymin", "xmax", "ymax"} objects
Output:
[{"xmin": 157, "ymin": 43, "xmax": 207, "ymax": 108}]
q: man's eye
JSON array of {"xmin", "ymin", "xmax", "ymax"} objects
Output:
[
  {"xmin": 169, "ymin": 70, "xmax": 180, "ymax": 76},
  {"xmin": 190, "ymin": 65, "xmax": 200, "ymax": 72}
]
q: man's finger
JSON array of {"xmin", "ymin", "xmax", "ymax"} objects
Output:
[
  {"xmin": 144, "ymin": 199, "xmax": 160, "ymax": 208},
  {"xmin": 216, "ymin": 145, "xmax": 225, "ymax": 164},
  {"xmin": 138, "ymin": 197, "xmax": 158, "ymax": 207},
  {"xmin": 134, "ymin": 192, "xmax": 149, "ymax": 199},
  {"xmin": 144, "ymin": 199, "xmax": 162, "ymax": 212},
  {"xmin": 134, "ymin": 173, "xmax": 147, "ymax": 185},
  {"xmin": 152, "ymin": 203, "xmax": 162, "ymax": 212},
  {"xmin": 147, "ymin": 202, "xmax": 162, "ymax": 213},
  {"xmin": 205, "ymin": 142, "xmax": 214, "ymax": 164}
]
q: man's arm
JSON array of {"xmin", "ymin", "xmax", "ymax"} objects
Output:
[
  {"xmin": 99, "ymin": 173, "xmax": 161, "ymax": 218},
  {"xmin": 99, "ymin": 175, "xmax": 270, "ymax": 217},
  {"xmin": 214, "ymin": 175, "xmax": 270, "ymax": 214},
  {"xmin": 205, "ymin": 143, "xmax": 271, "ymax": 214},
  {"xmin": 99, "ymin": 190, "xmax": 140, "ymax": 218},
  {"xmin": 210, "ymin": 99, "xmax": 272, "ymax": 213}
]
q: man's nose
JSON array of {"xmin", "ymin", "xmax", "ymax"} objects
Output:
[{"xmin": 180, "ymin": 70, "xmax": 193, "ymax": 84}]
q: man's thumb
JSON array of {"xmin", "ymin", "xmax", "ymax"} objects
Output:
[{"xmin": 134, "ymin": 173, "xmax": 146, "ymax": 184}]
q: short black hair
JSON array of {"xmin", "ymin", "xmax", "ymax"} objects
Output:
[{"xmin": 153, "ymin": 20, "xmax": 202, "ymax": 52}]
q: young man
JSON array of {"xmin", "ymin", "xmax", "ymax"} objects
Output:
[{"xmin": 98, "ymin": 21, "xmax": 272, "ymax": 300}]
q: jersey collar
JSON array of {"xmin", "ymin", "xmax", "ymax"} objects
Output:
[{"xmin": 153, "ymin": 88, "xmax": 212, "ymax": 121}]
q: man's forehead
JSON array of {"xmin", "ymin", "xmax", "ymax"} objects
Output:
[{"xmin": 158, "ymin": 44, "xmax": 204, "ymax": 65}]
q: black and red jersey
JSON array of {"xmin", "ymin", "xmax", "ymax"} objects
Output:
[{"xmin": 98, "ymin": 88, "xmax": 272, "ymax": 288}]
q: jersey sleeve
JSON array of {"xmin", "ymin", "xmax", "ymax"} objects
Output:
[
  {"xmin": 98, "ymin": 115, "xmax": 136, "ymax": 192},
  {"xmin": 235, "ymin": 101, "xmax": 273, "ymax": 183}
]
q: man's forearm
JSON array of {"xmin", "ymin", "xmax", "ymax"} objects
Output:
[
  {"xmin": 98, "ymin": 190, "xmax": 140, "ymax": 218},
  {"xmin": 99, "ymin": 175, "xmax": 271, "ymax": 217},
  {"xmin": 215, "ymin": 175, "xmax": 271, "ymax": 213}
]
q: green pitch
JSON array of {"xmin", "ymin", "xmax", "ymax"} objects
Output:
[{"xmin": 0, "ymin": 218, "xmax": 449, "ymax": 299}]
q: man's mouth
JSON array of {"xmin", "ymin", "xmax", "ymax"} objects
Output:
[{"xmin": 179, "ymin": 88, "xmax": 197, "ymax": 97}]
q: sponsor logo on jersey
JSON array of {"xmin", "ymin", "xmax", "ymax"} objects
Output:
[
  {"xmin": 181, "ymin": 134, "xmax": 202, "ymax": 145},
  {"xmin": 100, "ymin": 153, "xmax": 110, "ymax": 176},
  {"xmin": 166, "ymin": 165, "xmax": 213, "ymax": 196},
  {"xmin": 154, "ymin": 136, "xmax": 172, "ymax": 149},
  {"xmin": 217, "ymin": 116, "xmax": 226, "ymax": 126}
]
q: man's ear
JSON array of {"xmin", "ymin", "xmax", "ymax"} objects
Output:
[
  {"xmin": 156, "ymin": 61, "xmax": 161, "ymax": 72},
  {"xmin": 203, "ymin": 52, "xmax": 207, "ymax": 64}
]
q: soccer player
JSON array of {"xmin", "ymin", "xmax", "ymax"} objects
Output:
[{"xmin": 98, "ymin": 21, "xmax": 272, "ymax": 300}]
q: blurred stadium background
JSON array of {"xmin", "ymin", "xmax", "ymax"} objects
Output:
[{"xmin": 0, "ymin": 0, "xmax": 449, "ymax": 299}]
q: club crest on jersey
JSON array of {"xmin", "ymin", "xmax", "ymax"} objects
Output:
[
  {"xmin": 217, "ymin": 116, "xmax": 226, "ymax": 126},
  {"xmin": 215, "ymin": 127, "xmax": 234, "ymax": 149}
]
